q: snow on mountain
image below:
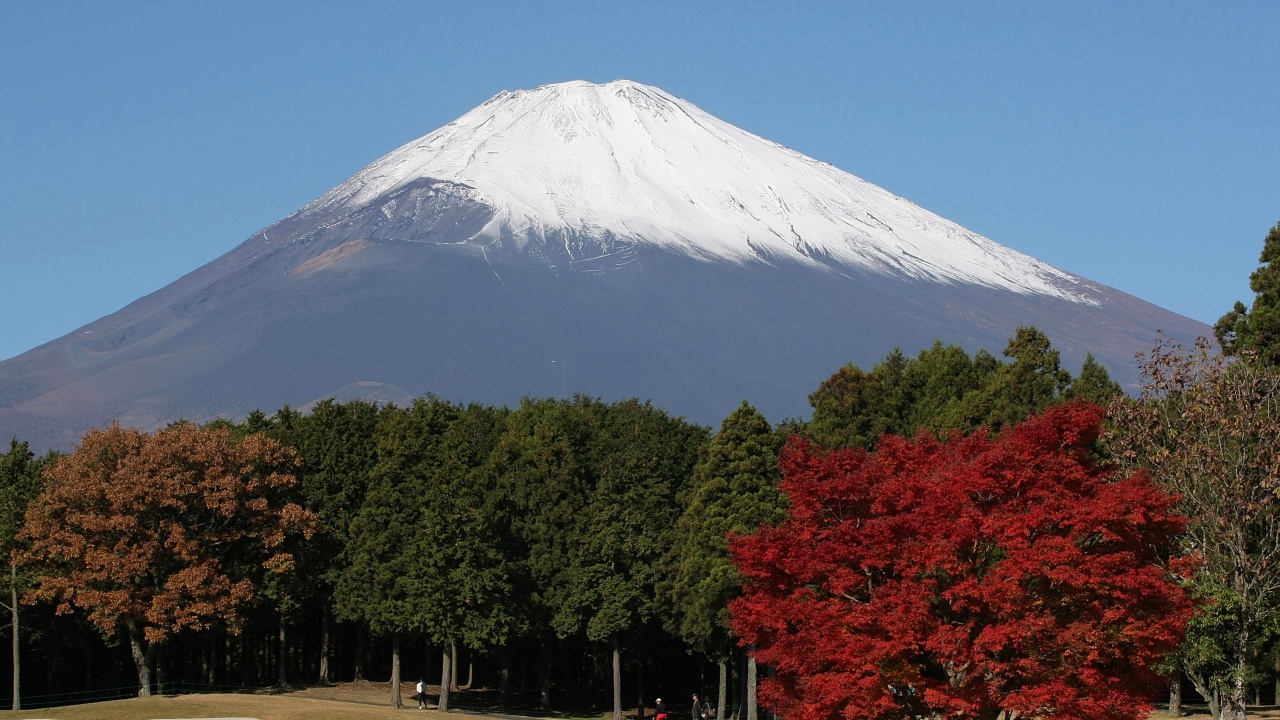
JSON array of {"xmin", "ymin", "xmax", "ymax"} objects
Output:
[{"xmin": 309, "ymin": 80, "xmax": 1091, "ymax": 302}]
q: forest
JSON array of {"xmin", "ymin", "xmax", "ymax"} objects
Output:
[{"xmin": 2, "ymin": 219, "xmax": 1280, "ymax": 720}]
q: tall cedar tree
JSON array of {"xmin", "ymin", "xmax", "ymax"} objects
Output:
[
  {"xmin": 17, "ymin": 422, "xmax": 316, "ymax": 696},
  {"xmin": 265, "ymin": 399, "xmax": 381, "ymax": 685},
  {"xmin": 336, "ymin": 397, "xmax": 458, "ymax": 709},
  {"xmin": 488, "ymin": 397, "xmax": 597, "ymax": 710},
  {"xmin": 1108, "ymin": 337, "xmax": 1280, "ymax": 720},
  {"xmin": 663, "ymin": 401, "xmax": 787, "ymax": 720},
  {"xmin": 565, "ymin": 398, "xmax": 706, "ymax": 720},
  {"xmin": 403, "ymin": 402, "xmax": 516, "ymax": 711},
  {"xmin": 1215, "ymin": 220, "xmax": 1280, "ymax": 364},
  {"xmin": 729, "ymin": 403, "xmax": 1192, "ymax": 720}
]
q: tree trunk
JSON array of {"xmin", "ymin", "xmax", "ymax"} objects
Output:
[
  {"xmin": 539, "ymin": 648, "xmax": 551, "ymax": 710},
  {"xmin": 440, "ymin": 644, "xmax": 453, "ymax": 712},
  {"xmin": 735, "ymin": 648, "xmax": 744, "ymax": 720},
  {"xmin": 318, "ymin": 608, "xmax": 331, "ymax": 685},
  {"xmin": 612, "ymin": 637, "xmax": 623, "ymax": 720},
  {"xmin": 500, "ymin": 646, "xmax": 513, "ymax": 703},
  {"xmin": 200, "ymin": 638, "xmax": 211, "ymax": 687},
  {"xmin": 277, "ymin": 614, "xmax": 288, "ymax": 689},
  {"xmin": 1187, "ymin": 665, "xmax": 1223, "ymax": 720},
  {"xmin": 718, "ymin": 658, "xmax": 728, "ymax": 720},
  {"xmin": 1222, "ymin": 633, "xmax": 1250, "ymax": 720},
  {"xmin": 10, "ymin": 566, "xmax": 19, "ymax": 711},
  {"xmin": 746, "ymin": 646, "xmax": 758, "ymax": 720},
  {"xmin": 460, "ymin": 657, "xmax": 474, "ymax": 690},
  {"xmin": 636, "ymin": 661, "xmax": 645, "ymax": 720},
  {"xmin": 354, "ymin": 626, "xmax": 365, "ymax": 681},
  {"xmin": 240, "ymin": 631, "xmax": 254, "ymax": 687},
  {"xmin": 155, "ymin": 643, "xmax": 169, "ymax": 695},
  {"xmin": 391, "ymin": 633, "xmax": 403, "ymax": 709},
  {"xmin": 451, "ymin": 641, "xmax": 459, "ymax": 691},
  {"xmin": 125, "ymin": 619, "xmax": 156, "ymax": 697},
  {"xmin": 1275, "ymin": 652, "xmax": 1280, "ymax": 709},
  {"xmin": 1169, "ymin": 671, "xmax": 1182, "ymax": 717}
]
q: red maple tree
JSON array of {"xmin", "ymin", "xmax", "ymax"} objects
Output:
[{"xmin": 729, "ymin": 403, "xmax": 1192, "ymax": 720}]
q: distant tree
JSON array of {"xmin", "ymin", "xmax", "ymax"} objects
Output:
[
  {"xmin": 17, "ymin": 422, "xmax": 315, "ymax": 696},
  {"xmin": 805, "ymin": 328, "xmax": 1107, "ymax": 451},
  {"xmin": 730, "ymin": 403, "xmax": 1192, "ymax": 720},
  {"xmin": 1215, "ymin": 220, "xmax": 1280, "ymax": 364},
  {"xmin": 982, "ymin": 325, "xmax": 1072, "ymax": 429},
  {"xmin": 805, "ymin": 348, "xmax": 911, "ymax": 450},
  {"xmin": 1066, "ymin": 352, "xmax": 1123, "ymax": 405},
  {"xmin": 1109, "ymin": 337, "xmax": 1280, "ymax": 720},
  {"xmin": 902, "ymin": 341, "xmax": 999, "ymax": 436},
  {"xmin": 663, "ymin": 401, "xmax": 787, "ymax": 720}
]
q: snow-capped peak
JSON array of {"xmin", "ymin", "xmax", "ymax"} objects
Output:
[{"xmin": 315, "ymin": 80, "xmax": 1089, "ymax": 301}]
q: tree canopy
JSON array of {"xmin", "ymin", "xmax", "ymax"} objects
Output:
[{"xmin": 804, "ymin": 327, "xmax": 1119, "ymax": 450}]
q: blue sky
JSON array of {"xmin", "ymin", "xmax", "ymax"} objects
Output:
[{"xmin": 2, "ymin": 1, "xmax": 1278, "ymax": 362}]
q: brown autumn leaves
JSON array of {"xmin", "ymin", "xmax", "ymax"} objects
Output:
[{"xmin": 14, "ymin": 421, "xmax": 316, "ymax": 654}]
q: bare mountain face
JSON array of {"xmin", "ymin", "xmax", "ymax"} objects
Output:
[{"xmin": 0, "ymin": 80, "xmax": 1205, "ymax": 451}]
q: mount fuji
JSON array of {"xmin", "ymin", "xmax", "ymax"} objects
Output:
[{"xmin": 0, "ymin": 80, "xmax": 1206, "ymax": 451}]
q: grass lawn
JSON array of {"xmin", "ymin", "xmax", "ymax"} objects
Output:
[
  {"xmin": 1, "ymin": 683, "xmax": 1276, "ymax": 720},
  {"xmin": 0, "ymin": 681, "xmax": 612, "ymax": 720}
]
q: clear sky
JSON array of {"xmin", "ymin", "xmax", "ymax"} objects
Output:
[{"xmin": 2, "ymin": 1, "xmax": 1278, "ymax": 362}]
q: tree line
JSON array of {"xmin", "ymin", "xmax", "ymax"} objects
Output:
[{"xmin": 0, "ymin": 325, "xmax": 1122, "ymax": 714}]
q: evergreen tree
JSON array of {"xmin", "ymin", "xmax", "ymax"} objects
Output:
[
  {"xmin": 663, "ymin": 401, "xmax": 787, "ymax": 720},
  {"xmin": 805, "ymin": 349, "xmax": 910, "ymax": 449},
  {"xmin": 489, "ymin": 397, "xmax": 595, "ymax": 709},
  {"xmin": 336, "ymin": 398, "xmax": 458, "ymax": 708},
  {"xmin": 1067, "ymin": 352, "xmax": 1123, "ymax": 406},
  {"xmin": 903, "ymin": 341, "xmax": 999, "ymax": 436},
  {"xmin": 405, "ymin": 402, "xmax": 515, "ymax": 711},
  {"xmin": 1215, "ymin": 220, "xmax": 1280, "ymax": 364},
  {"xmin": 266, "ymin": 399, "xmax": 382, "ymax": 686},
  {"xmin": 983, "ymin": 325, "xmax": 1072, "ymax": 430},
  {"xmin": 567, "ymin": 398, "xmax": 706, "ymax": 720},
  {"xmin": 0, "ymin": 439, "xmax": 50, "ymax": 710}
]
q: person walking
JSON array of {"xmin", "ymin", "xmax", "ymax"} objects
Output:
[
  {"xmin": 416, "ymin": 677, "xmax": 428, "ymax": 710},
  {"xmin": 656, "ymin": 697, "xmax": 668, "ymax": 720},
  {"xmin": 692, "ymin": 694, "xmax": 711, "ymax": 720}
]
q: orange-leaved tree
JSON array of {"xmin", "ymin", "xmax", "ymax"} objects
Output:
[
  {"xmin": 16, "ymin": 421, "xmax": 316, "ymax": 696},
  {"xmin": 729, "ymin": 403, "xmax": 1193, "ymax": 720}
]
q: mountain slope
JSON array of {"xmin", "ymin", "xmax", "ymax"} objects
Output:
[{"xmin": 0, "ymin": 80, "xmax": 1206, "ymax": 451}]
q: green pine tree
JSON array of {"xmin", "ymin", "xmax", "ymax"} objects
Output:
[{"xmin": 1215, "ymin": 220, "xmax": 1280, "ymax": 365}]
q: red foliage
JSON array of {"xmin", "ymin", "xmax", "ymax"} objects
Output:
[{"xmin": 729, "ymin": 402, "xmax": 1192, "ymax": 720}]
